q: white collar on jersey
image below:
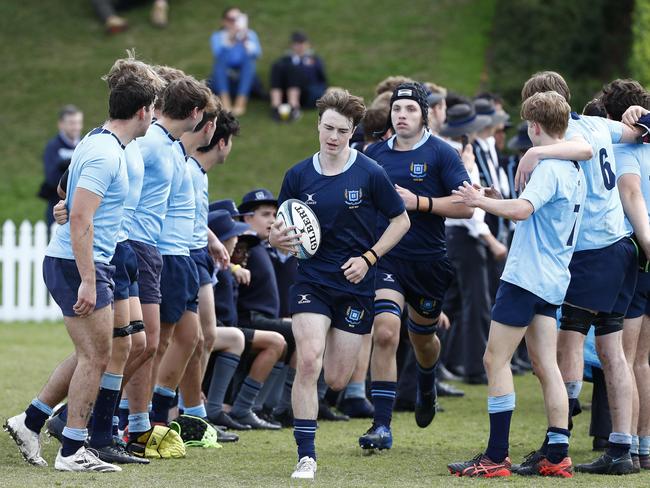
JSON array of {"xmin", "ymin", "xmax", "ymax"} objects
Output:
[
  {"xmin": 387, "ymin": 129, "xmax": 431, "ymax": 150},
  {"xmin": 312, "ymin": 148, "xmax": 358, "ymax": 175}
]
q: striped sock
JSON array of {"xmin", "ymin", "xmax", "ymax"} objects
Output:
[
  {"xmin": 293, "ymin": 418, "xmax": 317, "ymax": 460},
  {"xmin": 371, "ymin": 381, "xmax": 396, "ymax": 428}
]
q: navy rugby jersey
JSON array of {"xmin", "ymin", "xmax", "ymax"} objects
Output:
[
  {"xmin": 367, "ymin": 131, "xmax": 470, "ymax": 261},
  {"xmin": 214, "ymin": 268, "xmax": 238, "ymax": 327},
  {"xmin": 278, "ymin": 149, "xmax": 404, "ymax": 297}
]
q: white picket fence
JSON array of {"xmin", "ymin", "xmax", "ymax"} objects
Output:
[{"xmin": 0, "ymin": 220, "xmax": 62, "ymax": 322}]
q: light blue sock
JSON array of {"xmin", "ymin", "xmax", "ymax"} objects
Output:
[
  {"xmin": 344, "ymin": 382, "xmax": 366, "ymax": 399},
  {"xmin": 184, "ymin": 404, "xmax": 207, "ymax": 418},
  {"xmin": 632, "ymin": 435, "xmax": 640, "ymax": 455},
  {"xmin": 640, "ymin": 436, "xmax": 650, "ymax": 456}
]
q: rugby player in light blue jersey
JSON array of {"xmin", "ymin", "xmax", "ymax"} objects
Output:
[
  {"xmin": 516, "ymin": 71, "xmax": 644, "ymax": 476},
  {"xmin": 148, "ymin": 93, "xmax": 222, "ymax": 426},
  {"xmin": 449, "ymin": 91, "xmax": 586, "ymax": 478},
  {"xmin": 270, "ymin": 88, "xmax": 410, "ymax": 480},
  {"xmin": 123, "ymin": 76, "xmax": 210, "ymax": 445},
  {"xmin": 4, "ymin": 59, "xmax": 157, "ymax": 472},
  {"xmin": 602, "ymin": 79, "xmax": 650, "ymax": 472}
]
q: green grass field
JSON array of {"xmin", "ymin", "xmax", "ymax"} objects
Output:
[
  {"xmin": 0, "ymin": 0, "xmax": 496, "ymax": 224},
  {"xmin": 1, "ymin": 322, "xmax": 649, "ymax": 487}
]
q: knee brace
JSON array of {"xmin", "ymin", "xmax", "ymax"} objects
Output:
[
  {"xmin": 406, "ymin": 317, "xmax": 437, "ymax": 336},
  {"xmin": 374, "ymin": 299, "xmax": 402, "ymax": 319},
  {"xmin": 113, "ymin": 325, "xmax": 132, "ymax": 338},
  {"xmin": 593, "ymin": 312, "xmax": 624, "ymax": 336},
  {"xmin": 559, "ymin": 304, "xmax": 597, "ymax": 335},
  {"xmin": 130, "ymin": 320, "xmax": 145, "ymax": 334}
]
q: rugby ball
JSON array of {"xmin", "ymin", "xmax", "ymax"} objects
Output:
[{"xmin": 276, "ymin": 199, "xmax": 321, "ymax": 259}]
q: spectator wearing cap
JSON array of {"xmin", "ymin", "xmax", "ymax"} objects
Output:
[
  {"xmin": 209, "ymin": 6, "xmax": 262, "ymax": 116},
  {"xmin": 269, "ymin": 31, "xmax": 327, "ymax": 122},
  {"xmin": 39, "ymin": 105, "xmax": 83, "ymax": 226},
  {"xmin": 439, "ymin": 103, "xmax": 505, "ymax": 384}
]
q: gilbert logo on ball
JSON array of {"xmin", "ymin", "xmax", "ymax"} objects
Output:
[{"xmin": 277, "ymin": 199, "xmax": 321, "ymax": 259}]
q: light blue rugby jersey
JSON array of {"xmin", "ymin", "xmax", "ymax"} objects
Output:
[
  {"xmin": 126, "ymin": 123, "xmax": 176, "ymax": 246},
  {"xmin": 615, "ymin": 143, "xmax": 650, "ymax": 233},
  {"xmin": 188, "ymin": 157, "xmax": 209, "ymax": 250},
  {"xmin": 501, "ymin": 158, "xmax": 587, "ymax": 305},
  {"xmin": 565, "ymin": 113, "xmax": 628, "ymax": 251},
  {"xmin": 117, "ymin": 140, "xmax": 145, "ymax": 242},
  {"xmin": 46, "ymin": 128, "xmax": 128, "ymax": 264},
  {"xmin": 157, "ymin": 141, "xmax": 196, "ymax": 256}
]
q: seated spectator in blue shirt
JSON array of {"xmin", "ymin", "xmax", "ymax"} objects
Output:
[
  {"xmin": 269, "ymin": 31, "xmax": 327, "ymax": 122},
  {"xmin": 39, "ymin": 105, "xmax": 83, "ymax": 226},
  {"xmin": 209, "ymin": 7, "xmax": 261, "ymax": 117}
]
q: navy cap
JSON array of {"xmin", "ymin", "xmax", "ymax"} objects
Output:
[
  {"xmin": 291, "ymin": 31, "xmax": 308, "ymax": 43},
  {"xmin": 440, "ymin": 103, "xmax": 492, "ymax": 138},
  {"xmin": 209, "ymin": 198, "xmax": 252, "ymax": 218},
  {"xmin": 208, "ymin": 209, "xmax": 251, "ymax": 242},
  {"xmin": 238, "ymin": 188, "xmax": 277, "ymax": 214}
]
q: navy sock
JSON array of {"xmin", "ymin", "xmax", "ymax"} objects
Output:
[
  {"xmin": 58, "ymin": 405, "xmax": 68, "ymax": 423},
  {"xmin": 127, "ymin": 412, "xmax": 150, "ymax": 442},
  {"xmin": 230, "ymin": 377, "xmax": 262, "ymax": 418},
  {"xmin": 150, "ymin": 385, "xmax": 176, "ymax": 424},
  {"xmin": 485, "ymin": 393, "xmax": 515, "ymax": 463},
  {"xmin": 206, "ymin": 352, "xmax": 240, "ymax": 419},
  {"xmin": 61, "ymin": 426, "xmax": 87, "ymax": 457},
  {"xmin": 24, "ymin": 399, "xmax": 52, "ymax": 434},
  {"xmin": 371, "ymin": 381, "xmax": 396, "ymax": 428},
  {"xmin": 540, "ymin": 433, "xmax": 549, "ymax": 455},
  {"xmin": 255, "ymin": 362, "xmax": 284, "ymax": 410},
  {"xmin": 415, "ymin": 362, "xmax": 436, "ymax": 401},
  {"xmin": 293, "ymin": 418, "xmax": 317, "ymax": 460},
  {"xmin": 89, "ymin": 373, "xmax": 122, "ymax": 448},
  {"xmin": 546, "ymin": 427, "xmax": 570, "ymax": 463}
]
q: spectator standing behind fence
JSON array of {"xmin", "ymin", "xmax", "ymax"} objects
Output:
[
  {"xmin": 39, "ymin": 105, "xmax": 83, "ymax": 227},
  {"xmin": 269, "ymin": 31, "xmax": 327, "ymax": 122},
  {"xmin": 209, "ymin": 7, "xmax": 261, "ymax": 117}
]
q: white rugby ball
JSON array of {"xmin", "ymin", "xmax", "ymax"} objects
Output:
[{"xmin": 276, "ymin": 199, "xmax": 321, "ymax": 259}]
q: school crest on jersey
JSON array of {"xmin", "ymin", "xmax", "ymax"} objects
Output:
[
  {"xmin": 344, "ymin": 188, "xmax": 363, "ymax": 208},
  {"xmin": 345, "ymin": 306, "xmax": 365, "ymax": 328},
  {"xmin": 409, "ymin": 162, "xmax": 428, "ymax": 181}
]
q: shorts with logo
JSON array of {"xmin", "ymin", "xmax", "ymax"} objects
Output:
[
  {"xmin": 375, "ymin": 254, "xmax": 453, "ymax": 320},
  {"xmin": 43, "ymin": 256, "xmax": 115, "ymax": 317},
  {"xmin": 289, "ymin": 282, "xmax": 373, "ymax": 335},
  {"xmin": 564, "ymin": 237, "xmax": 637, "ymax": 315},
  {"xmin": 626, "ymin": 270, "xmax": 650, "ymax": 319},
  {"xmin": 112, "ymin": 241, "xmax": 139, "ymax": 301},
  {"xmin": 160, "ymin": 254, "xmax": 199, "ymax": 324},
  {"xmin": 190, "ymin": 247, "xmax": 214, "ymax": 287},
  {"xmin": 492, "ymin": 280, "xmax": 558, "ymax": 327},
  {"xmin": 127, "ymin": 239, "xmax": 163, "ymax": 305}
]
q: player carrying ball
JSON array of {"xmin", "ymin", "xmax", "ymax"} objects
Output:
[{"xmin": 269, "ymin": 88, "xmax": 410, "ymax": 480}]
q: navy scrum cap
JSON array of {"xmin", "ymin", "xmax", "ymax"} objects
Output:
[
  {"xmin": 238, "ymin": 188, "xmax": 277, "ymax": 214},
  {"xmin": 208, "ymin": 209, "xmax": 251, "ymax": 242},
  {"xmin": 209, "ymin": 198, "xmax": 251, "ymax": 218}
]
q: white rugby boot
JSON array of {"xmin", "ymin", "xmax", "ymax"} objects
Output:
[{"xmin": 3, "ymin": 413, "xmax": 47, "ymax": 466}]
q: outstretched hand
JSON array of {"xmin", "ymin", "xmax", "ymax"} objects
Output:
[{"xmin": 452, "ymin": 181, "xmax": 483, "ymax": 208}]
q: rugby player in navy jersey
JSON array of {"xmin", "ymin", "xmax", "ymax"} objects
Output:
[
  {"xmin": 4, "ymin": 59, "xmax": 157, "ymax": 472},
  {"xmin": 517, "ymin": 72, "xmax": 644, "ymax": 475},
  {"xmin": 269, "ymin": 88, "xmax": 410, "ymax": 479},
  {"xmin": 357, "ymin": 82, "xmax": 472, "ymax": 452}
]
